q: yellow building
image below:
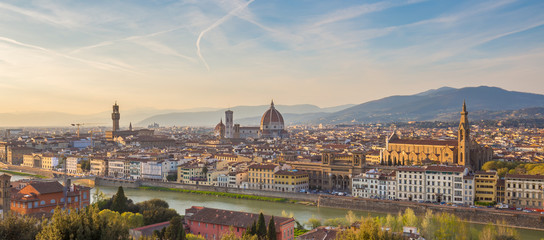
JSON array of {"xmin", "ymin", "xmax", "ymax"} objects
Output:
[
  {"xmin": 382, "ymin": 102, "xmax": 493, "ymax": 170},
  {"xmin": 474, "ymin": 171, "xmax": 498, "ymax": 203},
  {"xmin": 274, "ymin": 170, "xmax": 309, "ymax": 192},
  {"xmin": 248, "ymin": 164, "xmax": 279, "ymax": 190}
]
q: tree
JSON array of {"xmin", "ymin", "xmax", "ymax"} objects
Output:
[
  {"xmin": 111, "ymin": 186, "xmax": 128, "ymax": 213},
  {"xmin": 267, "ymin": 217, "xmax": 276, "ymax": 240},
  {"xmin": 479, "ymin": 221, "xmax": 519, "ymax": 240},
  {"xmin": 0, "ymin": 214, "xmax": 42, "ymax": 240},
  {"xmin": 37, "ymin": 205, "xmax": 130, "ymax": 240},
  {"xmin": 256, "ymin": 213, "xmax": 267, "ymax": 239},
  {"xmin": 165, "ymin": 216, "xmax": 186, "ymax": 240},
  {"xmin": 306, "ymin": 216, "xmax": 322, "ymax": 229},
  {"xmin": 245, "ymin": 221, "xmax": 257, "ymax": 236},
  {"xmin": 137, "ymin": 199, "xmax": 179, "ymax": 225}
]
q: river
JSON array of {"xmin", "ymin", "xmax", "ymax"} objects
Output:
[{"xmin": 8, "ymin": 175, "xmax": 544, "ymax": 239}]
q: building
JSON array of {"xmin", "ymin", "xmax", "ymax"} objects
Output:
[
  {"xmin": 290, "ymin": 151, "xmax": 365, "ymax": 191},
  {"xmin": 259, "ymin": 100, "xmax": 288, "ymax": 139},
  {"xmin": 108, "ymin": 159, "xmax": 126, "ymax": 178},
  {"xmin": 214, "ymin": 119, "xmax": 225, "ymax": 138},
  {"xmin": 105, "ymin": 102, "xmax": 155, "ymax": 141},
  {"xmin": 462, "ymin": 175, "xmax": 475, "ymax": 205},
  {"xmin": 7, "ymin": 146, "xmax": 34, "ymax": 165},
  {"xmin": 505, "ymin": 174, "xmax": 544, "ymax": 209},
  {"xmin": 23, "ymin": 153, "xmax": 42, "ymax": 168},
  {"xmin": 225, "ymin": 110, "xmax": 234, "ymax": 139},
  {"xmin": 222, "ymin": 101, "xmax": 288, "ymax": 139},
  {"xmin": 396, "ymin": 165, "xmax": 468, "ymax": 204},
  {"xmin": 130, "ymin": 221, "xmax": 171, "ymax": 239},
  {"xmin": 112, "ymin": 102, "xmax": 120, "ymax": 132},
  {"xmin": 185, "ymin": 206, "xmax": 295, "ymax": 240},
  {"xmin": 382, "ymin": 102, "xmax": 493, "ymax": 170},
  {"xmin": 247, "ymin": 164, "xmax": 279, "ymax": 190},
  {"xmin": 10, "ymin": 181, "xmax": 91, "ymax": 216},
  {"xmin": 178, "ymin": 163, "xmax": 206, "ymax": 184},
  {"xmin": 352, "ymin": 169, "xmax": 396, "ymax": 200},
  {"xmin": 90, "ymin": 158, "xmax": 108, "ymax": 176},
  {"xmin": 228, "ymin": 171, "xmax": 248, "ymax": 188},
  {"xmin": 66, "ymin": 156, "xmax": 82, "ymax": 174},
  {"xmin": 274, "ymin": 170, "xmax": 309, "ymax": 192},
  {"xmin": 40, "ymin": 153, "xmax": 59, "ymax": 170},
  {"xmin": 474, "ymin": 171, "xmax": 498, "ymax": 203}
]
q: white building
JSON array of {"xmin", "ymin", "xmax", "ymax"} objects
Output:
[
  {"xmin": 396, "ymin": 166, "xmax": 469, "ymax": 204},
  {"xmin": 352, "ymin": 169, "xmax": 396, "ymax": 200},
  {"xmin": 108, "ymin": 159, "xmax": 125, "ymax": 178},
  {"xmin": 462, "ymin": 175, "xmax": 475, "ymax": 205},
  {"xmin": 66, "ymin": 156, "xmax": 81, "ymax": 174},
  {"xmin": 141, "ymin": 161, "xmax": 164, "ymax": 181}
]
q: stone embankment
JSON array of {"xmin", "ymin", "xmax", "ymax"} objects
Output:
[{"xmin": 0, "ymin": 163, "xmax": 55, "ymax": 178}]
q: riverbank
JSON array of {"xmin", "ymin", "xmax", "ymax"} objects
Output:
[
  {"xmin": 138, "ymin": 186, "xmax": 291, "ymax": 203},
  {"xmin": 0, "ymin": 169, "xmax": 47, "ymax": 179}
]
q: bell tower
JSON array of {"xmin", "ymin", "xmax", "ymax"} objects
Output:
[
  {"xmin": 112, "ymin": 102, "xmax": 120, "ymax": 132},
  {"xmin": 458, "ymin": 100, "xmax": 470, "ymax": 167}
]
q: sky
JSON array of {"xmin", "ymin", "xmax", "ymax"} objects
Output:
[{"xmin": 0, "ymin": 0, "xmax": 543, "ymax": 114}]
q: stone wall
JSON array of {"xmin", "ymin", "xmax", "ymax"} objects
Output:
[
  {"xmin": 95, "ymin": 177, "xmax": 140, "ymax": 188},
  {"xmin": 140, "ymin": 180, "xmax": 318, "ymax": 202},
  {"xmin": 318, "ymin": 196, "xmax": 544, "ymax": 230}
]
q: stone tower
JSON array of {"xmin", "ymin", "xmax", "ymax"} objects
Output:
[
  {"xmin": 225, "ymin": 110, "xmax": 233, "ymax": 139},
  {"xmin": 112, "ymin": 102, "xmax": 120, "ymax": 132},
  {"xmin": 0, "ymin": 174, "xmax": 11, "ymax": 219},
  {"xmin": 458, "ymin": 100, "xmax": 470, "ymax": 166}
]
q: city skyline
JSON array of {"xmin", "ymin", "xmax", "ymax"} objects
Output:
[{"xmin": 1, "ymin": 0, "xmax": 543, "ymax": 114}]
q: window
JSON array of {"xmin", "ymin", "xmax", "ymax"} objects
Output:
[
  {"xmin": 51, "ymin": 199, "xmax": 56, "ymax": 204},
  {"xmin": 41, "ymin": 200, "xmax": 45, "ymax": 205},
  {"xmin": 28, "ymin": 202, "xmax": 32, "ymax": 209}
]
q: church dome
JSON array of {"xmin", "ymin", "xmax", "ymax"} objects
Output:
[
  {"xmin": 214, "ymin": 119, "xmax": 225, "ymax": 138},
  {"xmin": 215, "ymin": 119, "xmax": 225, "ymax": 131},
  {"xmin": 260, "ymin": 100, "xmax": 284, "ymax": 127}
]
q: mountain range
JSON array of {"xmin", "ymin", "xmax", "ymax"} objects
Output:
[{"xmin": 1, "ymin": 86, "xmax": 543, "ymax": 127}]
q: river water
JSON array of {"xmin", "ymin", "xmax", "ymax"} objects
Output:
[{"xmin": 9, "ymin": 175, "xmax": 544, "ymax": 239}]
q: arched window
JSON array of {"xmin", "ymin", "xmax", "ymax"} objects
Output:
[
  {"xmin": 51, "ymin": 199, "xmax": 56, "ymax": 204},
  {"xmin": 40, "ymin": 200, "xmax": 45, "ymax": 205}
]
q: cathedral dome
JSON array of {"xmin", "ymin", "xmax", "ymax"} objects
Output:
[
  {"xmin": 214, "ymin": 119, "xmax": 225, "ymax": 138},
  {"xmin": 260, "ymin": 100, "xmax": 284, "ymax": 127}
]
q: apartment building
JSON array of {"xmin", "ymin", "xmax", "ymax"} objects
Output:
[
  {"xmin": 474, "ymin": 171, "xmax": 498, "ymax": 203},
  {"xmin": 352, "ymin": 169, "xmax": 396, "ymax": 200},
  {"xmin": 505, "ymin": 174, "xmax": 544, "ymax": 209},
  {"xmin": 247, "ymin": 164, "xmax": 279, "ymax": 190},
  {"xmin": 274, "ymin": 170, "xmax": 309, "ymax": 192}
]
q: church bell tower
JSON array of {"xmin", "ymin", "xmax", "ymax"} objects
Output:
[
  {"xmin": 112, "ymin": 102, "xmax": 120, "ymax": 132},
  {"xmin": 458, "ymin": 101, "xmax": 470, "ymax": 167}
]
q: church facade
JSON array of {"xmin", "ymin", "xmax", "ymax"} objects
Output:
[{"xmin": 382, "ymin": 102, "xmax": 492, "ymax": 170}]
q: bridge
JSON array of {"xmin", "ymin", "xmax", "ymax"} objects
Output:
[{"xmin": 52, "ymin": 173, "xmax": 97, "ymax": 186}]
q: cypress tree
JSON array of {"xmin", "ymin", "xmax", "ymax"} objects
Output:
[
  {"xmin": 267, "ymin": 217, "xmax": 277, "ymax": 240},
  {"xmin": 256, "ymin": 213, "xmax": 267, "ymax": 238},
  {"xmin": 111, "ymin": 186, "xmax": 128, "ymax": 213},
  {"xmin": 246, "ymin": 221, "xmax": 257, "ymax": 235}
]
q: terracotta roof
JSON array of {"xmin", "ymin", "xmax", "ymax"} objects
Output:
[
  {"xmin": 505, "ymin": 174, "xmax": 544, "ymax": 180},
  {"xmin": 298, "ymin": 226, "xmax": 339, "ymax": 240},
  {"xmin": 28, "ymin": 181, "xmax": 64, "ymax": 194},
  {"xmin": 389, "ymin": 139, "xmax": 458, "ymax": 147},
  {"xmin": 185, "ymin": 207, "xmax": 293, "ymax": 231},
  {"xmin": 260, "ymin": 101, "xmax": 284, "ymax": 126},
  {"xmin": 396, "ymin": 166, "xmax": 425, "ymax": 172},
  {"xmin": 248, "ymin": 164, "xmax": 277, "ymax": 170},
  {"xmin": 425, "ymin": 166, "xmax": 465, "ymax": 173}
]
